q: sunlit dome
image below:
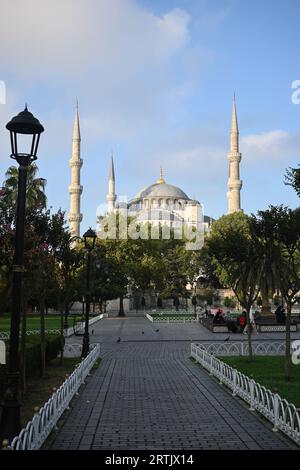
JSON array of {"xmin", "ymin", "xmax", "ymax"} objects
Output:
[
  {"xmin": 131, "ymin": 167, "xmax": 190, "ymax": 202},
  {"xmin": 133, "ymin": 183, "xmax": 190, "ymax": 200}
]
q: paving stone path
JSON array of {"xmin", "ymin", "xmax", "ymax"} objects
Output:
[{"xmin": 46, "ymin": 317, "xmax": 296, "ymax": 450}]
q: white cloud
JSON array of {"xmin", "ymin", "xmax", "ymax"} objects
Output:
[
  {"xmin": 241, "ymin": 130, "xmax": 300, "ymax": 163},
  {"xmin": 0, "ymin": 0, "xmax": 232, "ymax": 222},
  {"xmin": 0, "ymin": 0, "xmax": 199, "ymax": 140},
  {"xmin": 0, "ymin": 0, "xmax": 189, "ymax": 77}
]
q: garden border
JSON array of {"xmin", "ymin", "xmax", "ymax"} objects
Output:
[{"xmin": 191, "ymin": 343, "xmax": 300, "ymax": 446}]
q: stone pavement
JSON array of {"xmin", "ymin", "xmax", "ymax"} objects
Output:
[{"xmin": 45, "ymin": 317, "xmax": 297, "ymax": 450}]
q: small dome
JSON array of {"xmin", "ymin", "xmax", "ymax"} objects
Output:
[{"xmin": 133, "ymin": 183, "xmax": 190, "ymax": 201}]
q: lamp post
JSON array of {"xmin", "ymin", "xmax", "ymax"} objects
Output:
[
  {"xmin": 0, "ymin": 106, "xmax": 44, "ymax": 443},
  {"xmin": 81, "ymin": 228, "xmax": 96, "ymax": 358}
]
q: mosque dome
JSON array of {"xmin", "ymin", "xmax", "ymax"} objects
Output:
[
  {"xmin": 133, "ymin": 182, "xmax": 190, "ymax": 201},
  {"xmin": 130, "ymin": 167, "xmax": 190, "ymax": 203}
]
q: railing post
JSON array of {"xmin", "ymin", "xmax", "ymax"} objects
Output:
[
  {"xmin": 272, "ymin": 394, "xmax": 279, "ymax": 432},
  {"xmin": 249, "ymin": 379, "xmax": 255, "ymax": 411},
  {"xmin": 209, "ymin": 354, "xmax": 213, "ymax": 375},
  {"xmin": 219, "ymin": 361, "xmax": 223, "ymax": 384},
  {"xmin": 232, "ymin": 369, "xmax": 237, "ymax": 396}
]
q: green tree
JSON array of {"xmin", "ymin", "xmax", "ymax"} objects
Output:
[
  {"xmin": 206, "ymin": 212, "xmax": 262, "ymax": 359},
  {"xmin": 285, "ymin": 165, "xmax": 300, "ymax": 197},
  {"xmin": 161, "ymin": 244, "xmax": 192, "ymax": 309},
  {"xmin": 251, "ymin": 206, "xmax": 300, "ymax": 380},
  {"xmin": 3, "ymin": 163, "xmax": 47, "ymax": 210},
  {"xmin": 197, "ymin": 288, "xmax": 220, "ymax": 306},
  {"xmin": 223, "ymin": 296, "xmax": 236, "ymax": 309},
  {"xmin": 97, "ymin": 214, "xmax": 202, "ymax": 314}
]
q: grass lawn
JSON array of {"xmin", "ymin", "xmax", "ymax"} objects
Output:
[
  {"xmin": 219, "ymin": 356, "xmax": 300, "ymax": 408},
  {"xmin": 21, "ymin": 356, "xmax": 101, "ymax": 427},
  {"xmin": 0, "ymin": 314, "xmax": 82, "ymax": 333}
]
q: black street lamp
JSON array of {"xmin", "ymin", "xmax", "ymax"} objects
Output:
[
  {"xmin": 81, "ymin": 228, "xmax": 97, "ymax": 358},
  {"xmin": 0, "ymin": 106, "xmax": 44, "ymax": 443}
]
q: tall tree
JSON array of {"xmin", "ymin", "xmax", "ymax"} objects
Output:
[
  {"xmin": 285, "ymin": 165, "xmax": 300, "ymax": 197},
  {"xmin": 3, "ymin": 163, "xmax": 47, "ymax": 210},
  {"xmin": 206, "ymin": 212, "xmax": 261, "ymax": 359},
  {"xmin": 250, "ymin": 205, "xmax": 300, "ymax": 380}
]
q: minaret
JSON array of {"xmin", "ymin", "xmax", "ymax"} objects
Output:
[
  {"xmin": 227, "ymin": 95, "xmax": 242, "ymax": 213},
  {"xmin": 68, "ymin": 102, "xmax": 83, "ymax": 237},
  {"xmin": 107, "ymin": 154, "xmax": 116, "ymax": 214}
]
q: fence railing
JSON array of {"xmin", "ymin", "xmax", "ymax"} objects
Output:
[
  {"xmin": 191, "ymin": 343, "xmax": 300, "ymax": 446},
  {"xmin": 0, "ymin": 313, "xmax": 108, "ymax": 341},
  {"xmin": 7, "ymin": 343, "xmax": 100, "ymax": 450},
  {"xmin": 0, "ymin": 329, "xmax": 61, "ymax": 341},
  {"xmin": 197, "ymin": 341, "xmax": 287, "ymax": 356},
  {"xmin": 146, "ymin": 312, "xmax": 197, "ymax": 323}
]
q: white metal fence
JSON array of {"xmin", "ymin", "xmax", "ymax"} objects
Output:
[
  {"xmin": 191, "ymin": 343, "xmax": 300, "ymax": 446},
  {"xmin": 146, "ymin": 312, "xmax": 197, "ymax": 323},
  {"xmin": 197, "ymin": 341, "xmax": 286, "ymax": 356},
  {"xmin": 0, "ymin": 329, "xmax": 61, "ymax": 341},
  {"xmin": 0, "ymin": 313, "xmax": 107, "ymax": 341},
  {"xmin": 7, "ymin": 343, "xmax": 100, "ymax": 450}
]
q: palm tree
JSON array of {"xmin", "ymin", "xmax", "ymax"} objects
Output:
[{"xmin": 3, "ymin": 163, "xmax": 47, "ymax": 210}]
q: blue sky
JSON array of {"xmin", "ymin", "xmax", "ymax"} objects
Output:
[{"xmin": 0, "ymin": 0, "xmax": 299, "ymax": 231}]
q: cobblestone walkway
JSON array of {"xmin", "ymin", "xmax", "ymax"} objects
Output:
[{"xmin": 46, "ymin": 317, "xmax": 296, "ymax": 450}]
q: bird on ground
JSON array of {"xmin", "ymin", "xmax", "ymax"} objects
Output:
[
  {"xmin": 142, "ymin": 331, "xmax": 144, "ymax": 334},
  {"xmin": 117, "ymin": 337, "xmax": 121, "ymax": 343},
  {"xmin": 155, "ymin": 329, "xmax": 159, "ymax": 332},
  {"xmin": 224, "ymin": 336, "xmax": 230, "ymax": 342}
]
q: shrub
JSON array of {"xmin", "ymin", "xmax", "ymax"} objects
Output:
[
  {"xmin": 25, "ymin": 334, "xmax": 63, "ymax": 377},
  {"xmin": 223, "ymin": 297, "xmax": 236, "ymax": 309},
  {"xmin": 1, "ymin": 334, "xmax": 64, "ymax": 380}
]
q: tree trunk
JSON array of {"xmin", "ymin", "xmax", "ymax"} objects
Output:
[
  {"xmin": 64, "ymin": 300, "xmax": 69, "ymax": 329},
  {"xmin": 59, "ymin": 298, "xmax": 64, "ymax": 365},
  {"xmin": 20, "ymin": 296, "xmax": 28, "ymax": 395},
  {"xmin": 260, "ymin": 286, "xmax": 272, "ymax": 317},
  {"xmin": 246, "ymin": 307, "xmax": 253, "ymax": 361},
  {"xmin": 40, "ymin": 296, "xmax": 46, "ymax": 378},
  {"xmin": 118, "ymin": 295, "xmax": 125, "ymax": 317},
  {"xmin": 284, "ymin": 299, "xmax": 292, "ymax": 381}
]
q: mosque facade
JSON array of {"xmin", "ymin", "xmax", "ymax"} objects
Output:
[{"xmin": 68, "ymin": 97, "xmax": 242, "ymax": 238}]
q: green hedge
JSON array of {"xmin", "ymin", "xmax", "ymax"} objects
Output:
[
  {"xmin": 25, "ymin": 335, "xmax": 64, "ymax": 377},
  {"xmin": 1, "ymin": 335, "xmax": 64, "ymax": 382}
]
